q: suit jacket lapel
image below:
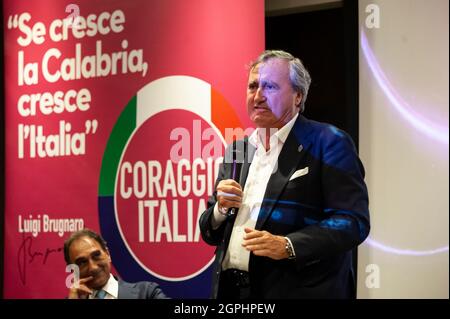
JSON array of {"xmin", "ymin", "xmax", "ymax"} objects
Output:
[
  {"xmin": 255, "ymin": 115, "xmax": 314, "ymax": 230},
  {"xmin": 117, "ymin": 280, "xmax": 138, "ymax": 299}
]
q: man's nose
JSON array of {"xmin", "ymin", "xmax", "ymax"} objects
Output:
[
  {"xmin": 88, "ymin": 259, "xmax": 99, "ymax": 272},
  {"xmin": 254, "ymin": 87, "xmax": 266, "ymax": 104}
]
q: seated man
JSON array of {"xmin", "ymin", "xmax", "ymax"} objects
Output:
[{"xmin": 64, "ymin": 228, "xmax": 168, "ymax": 299}]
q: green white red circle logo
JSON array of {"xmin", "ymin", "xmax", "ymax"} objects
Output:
[{"xmin": 99, "ymin": 76, "xmax": 240, "ymax": 281}]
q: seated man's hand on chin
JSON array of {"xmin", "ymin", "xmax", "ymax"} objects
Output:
[{"xmin": 68, "ymin": 276, "xmax": 93, "ymax": 299}]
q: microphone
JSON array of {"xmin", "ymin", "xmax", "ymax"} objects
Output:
[{"xmin": 227, "ymin": 136, "xmax": 247, "ymax": 216}]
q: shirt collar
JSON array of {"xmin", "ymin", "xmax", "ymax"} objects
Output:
[
  {"xmin": 91, "ymin": 274, "xmax": 119, "ymax": 299},
  {"xmin": 249, "ymin": 113, "xmax": 299, "ymax": 149}
]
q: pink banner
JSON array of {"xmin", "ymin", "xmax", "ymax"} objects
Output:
[{"xmin": 3, "ymin": 0, "xmax": 263, "ymax": 298}]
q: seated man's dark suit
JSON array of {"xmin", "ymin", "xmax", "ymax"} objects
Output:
[{"xmin": 118, "ymin": 280, "xmax": 168, "ymax": 299}]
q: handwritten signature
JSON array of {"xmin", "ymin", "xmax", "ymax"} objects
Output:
[{"xmin": 17, "ymin": 234, "xmax": 63, "ymax": 285}]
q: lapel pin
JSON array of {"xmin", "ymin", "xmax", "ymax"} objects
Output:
[{"xmin": 298, "ymin": 144, "xmax": 303, "ymax": 152}]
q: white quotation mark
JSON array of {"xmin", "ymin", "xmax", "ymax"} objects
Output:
[
  {"xmin": 365, "ymin": 4, "xmax": 380, "ymax": 29},
  {"xmin": 85, "ymin": 119, "xmax": 98, "ymax": 134},
  {"xmin": 365, "ymin": 263, "xmax": 380, "ymax": 289},
  {"xmin": 65, "ymin": 264, "xmax": 80, "ymax": 288},
  {"xmin": 7, "ymin": 14, "xmax": 19, "ymax": 30}
]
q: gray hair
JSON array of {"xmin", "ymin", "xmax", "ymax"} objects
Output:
[{"xmin": 250, "ymin": 50, "xmax": 312, "ymax": 113}]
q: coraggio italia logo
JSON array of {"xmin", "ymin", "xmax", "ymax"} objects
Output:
[{"xmin": 98, "ymin": 76, "xmax": 242, "ymax": 291}]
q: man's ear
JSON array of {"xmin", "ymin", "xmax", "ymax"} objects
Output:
[{"xmin": 295, "ymin": 92, "xmax": 303, "ymax": 107}]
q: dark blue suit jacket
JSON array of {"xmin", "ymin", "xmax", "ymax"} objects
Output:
[
  {"xmin": 199, "ymin": 115, "xmax": 370, "ymax": 299},
  {"xmin": 118, "ymin": 280, "xmax": 168, "ymax": 299}
]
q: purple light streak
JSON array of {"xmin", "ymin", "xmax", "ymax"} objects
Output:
[
  {"xmin": 365, "ymin": 237, "xmax": 448, "ymax": 256},
  {"xmin": 361, "ymin": 29, "xmax": 448, "ymax": 145}
]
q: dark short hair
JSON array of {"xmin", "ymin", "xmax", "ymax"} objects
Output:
[{"xmin": 63, "ymin": 228, "xmax": 108, "ymax": 264}]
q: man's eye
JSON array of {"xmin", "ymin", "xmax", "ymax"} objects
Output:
[
  {"xmin": 76, "ymin": 260, "xmax": 86, "ymax": 267},
  {"xmin": 248, "ymin": 83, "xmax": 258, "ymax": 90}
]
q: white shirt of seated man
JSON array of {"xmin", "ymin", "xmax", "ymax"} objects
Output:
[{"xmin": 89, "ymin": 274, "xmax": 118, "ymax": 299}]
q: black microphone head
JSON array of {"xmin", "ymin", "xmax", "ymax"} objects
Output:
[{"xmin": 231, "ymin": 137, "xmax": 248, "ymax": 182}]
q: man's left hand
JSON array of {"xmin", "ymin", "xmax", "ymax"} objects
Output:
[{"xmin": 242, "ymin": 228, "xmax": 289, "ymax": 260}]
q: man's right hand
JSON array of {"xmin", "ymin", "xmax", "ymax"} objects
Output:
[
  {"xmin": 68, "ymin": 276, "xmax": 93, "ymax": 299},
  {"xmin": 216, "ymin": 179, "xmax": 243, "ymax": 211}
]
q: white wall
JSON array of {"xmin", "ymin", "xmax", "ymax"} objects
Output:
[{"xmin": 358, "ymin": 0, "xmax": 449, "ymax": 298}]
